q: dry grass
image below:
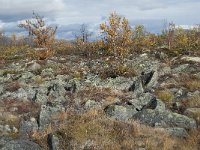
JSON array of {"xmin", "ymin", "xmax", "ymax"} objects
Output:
[
  {"xmin": 30, "ymin": 108, "xmax": 200, "ymax": 150},
  {"xmin": 99, "ymin": 63, "xmax": 136, "ymax": 79},
  {"xmin": 175, "ymin": 73, "xmax": 200, "ymax": 92},
  {"xmin": 184, "ymin": 79, "xmax": 200, "ymax": 91},
  {"xmin": 4, "ymin": 82, "xmax": 21, "ymax": 92},
  {"xmin": 183, "ymin": 95, "xmax": 200, "ymax": 108},
  {"xmin": 155, "ymin": 90, "xmax": 174, "ymax": 103}
]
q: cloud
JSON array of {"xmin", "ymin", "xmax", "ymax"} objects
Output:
[
  {"xmin": 0, "ymin": 0, "xmax": 65, "ymax": 22},
  {"xmin": 0, "ymin": 0, "xmax": 200, "ymax": 39}
]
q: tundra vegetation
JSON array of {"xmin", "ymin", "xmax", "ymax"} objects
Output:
[
  {"xmin": 0, "ymin": 12, "xmax": 200, "ymax": 61},
  {"xmin": 0, "ymin": 12, "xmax": 200, "ymax": 150}
]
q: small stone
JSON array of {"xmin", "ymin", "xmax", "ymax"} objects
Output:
[
  {"xmin": 28, "ymin": 62, "xmax": 41, "ymax": 72},
  {"xmin": 47, "ymin": 133, "xmax": 59, "ymax": 150},
  {"xmin": 4, "ymin": 125, "xmax": 11, "ymax": 132},
  {"xmin": 12, "ymin": 126, "xmax": 18, "ymax": 133},
  {"xmin": 85, "ymin": 100, "xmax": 100, "ymax": 109},
  {"xmin": 9, "ymin": 107, "xmax": 18, "ymax": 112}
]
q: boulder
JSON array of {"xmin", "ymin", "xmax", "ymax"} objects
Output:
[
  {"xmin": 28, "ymin": 62, "xmax": 41, "ymax": 72},
  {"xmin": 39, "ymin": 105, "xmax": 64, "ymax": 130},
  {"xmin": 104, "ymin": 104, "xmax": 137, "ymax": 121},
  {"xmin": 128, "ymin": 77, "xmax": 144, "ymax": 95},
  {"xmin": 130, "ymin": 93, "xmax": 166, "ymax": 111},
  {"xmin": 184, "ymin": 108, "xmax": 200, "ymax": 125},
  {"xmin": 0, "ymin": 139, "xmax": 41, "ymax": 150},
  {"xmin": 181, "ymin": 56, "xmax": 200, "ymax": 63},
  {"xmin": 20, "ymin": 118, "xmax": 38, "ymax": 139},
  {"xmin": 162, "ymin": 127, "xmax": 189, "ymax": 138},
  {"xmin": 141, "ymin": 70, "xmax": 158, "ymax": 90},
  {"xmin": 172, "ymin": 64, "xmax": 190, "ymax": 74},
  {"xmin": 133, "ymin": 109, "xmax": 197, "ymax": 129}
]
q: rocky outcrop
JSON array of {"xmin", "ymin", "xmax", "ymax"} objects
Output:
[{"xmin": 0, "ymin": 54, "xmax": 200, "ymax": 149}]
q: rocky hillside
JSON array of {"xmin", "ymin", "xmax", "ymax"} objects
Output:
[{"xmin": 0, "ymin": 53, "xmax": 200, "ymax": 150}]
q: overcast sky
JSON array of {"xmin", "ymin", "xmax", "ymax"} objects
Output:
[{"xmin": 0, "ymin": 0, "xmax": 200, "ymax": 39}]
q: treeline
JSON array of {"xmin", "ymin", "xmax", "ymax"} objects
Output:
[{"xmin": 0, "ymin": 12, "xmax": 200, "ymax": 60}]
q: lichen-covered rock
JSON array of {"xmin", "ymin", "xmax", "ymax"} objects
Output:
[
  {"xmin": 104, "ymin": 104, "xmax": 137, "ymax": 121},
  {"xmin": 141, "ymin": 70, "xmax": 158, "ymax": 90},
  {"xmin": 47, "ymin": 133, "xmax": 59, "ymax": 150},
  {"xmin": 39, "ymin": 105, "xmax": 65, "ymax": 130},
  {"xmin": 84, "ymin": 100, "xmax": 101, "ymax": 109},
  {"xmin": 93, "ymin": 76, "xmax": 134, "ymax": 91},
  {"xmin": 128, "ymin": 76, "xmax": 144, "ymax": 95},
  {"xmin": 181, "ymin": 56, "xmax": 200, "ymax": 63},
  {"xmin": 184, "ymin": 108, "xmax": 200, "ymax": 125},
  {"xmin": 130, "ymin": 93, "xmax": 166, "ymax": 111},
  {"xmin": 20, "ymin": 118, "xmax": 38, "ymax": 139},
  {"xmin": 1, "ymin": 139, "xmax": 41, "ymax": 150},
  {"xmin": 28, "ymin": 62, "xmax": 41, "ymax": 72},
  {"xmin": 172, "ymin": 64, "xmax": 190, "ymax": 74},
  {"xmin": 133, "ymin": 109, "xmax": 197, "ymax": 129},
  {"xmin": 41, "ymin": 68, "xmax": 54, "ymax": 78},
  {"xmin": 164, "ymin": 128, "xmax": 189, "ymax": 138}
]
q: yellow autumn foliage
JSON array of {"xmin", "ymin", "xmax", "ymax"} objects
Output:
[{"xmin": 100, "ymin": 12, "xmax": 132, "ymax": 58}]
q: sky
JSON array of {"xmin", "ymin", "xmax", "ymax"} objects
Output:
[{"xmin": 0, "ymin": 0, "xmax": 200, "ymax": 40}]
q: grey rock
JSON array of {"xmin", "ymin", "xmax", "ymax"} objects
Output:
[
  {"xmin": 130, "ymin": 93, "xmax": 166, "ymax": 112},
  {"xmin": 158, "ymin": 65, "xmax": 171, "ymax": 76},
  {"xmin": 0, "ymin": 86, "xmax": 3, "ymax": 95},
  {"xmin": 47, "ymin": 133, "xmax": 59, "ymax": 150},
  {"xmin": 12, "ymin": 127, "xmax": 18, "ymax": 133},
  {"xmin": 51, "ymin": 83, "xmax": 67, "ymax": 97},
  {"xmin": 64, "ymin": 80, "xmax": 77, "ymax": 93},
  {"xmin": 0, "ymin": 70, "xmax": 4, "ymax": 77},
  {"xmin": 16, "ymin": 88, "xmax": 28, "ymax": 100},
  {"xmin": 20, "ymin": 118, "xmax": 38, "ymax": 139},
  {"xmin": 39, "ymin": 105, "xmax": 64, "ymax": 130},
  {"xmin": 184, "ymin": 108, "xmax": 200, "ymax": 124},
  {"xmin": 128, "ymin": 77, "xmax": 144, "ymax": 95},
  {"xmin": 195, "ymin": 72, "xmax": 200, "ymax": 79},
  {"xmin": 24, "ymin": 88, "xmax": 38, "ymax": 101},
  {"xmin": 28, "ymin": 62, "xmax": 41, "ymax": 72},
  {"xmin": 0, "ymin": 125, "xmax": 4, "ymax": 133},
  {"xmin": 154, "ymin": 51, "xmax": 168, "ymax": 60},
  {"xmin": 91, "ymin": 76, "xmax": 134, "ymax": 91},
  {"xmin": 1, "ymin": 139, "xmax": 41, "ymax": 150},
  {"xmin": 0, "ymin": 136, "xmax": 13, "ymax": 148},
  {"xmin": 141, "ymin": 70, "xmax": 158, "ymax": 90},
  {"xmin": 85, "ymin": 100, "xmax": 101, "ymax": 109},
  {"xmin": 4, "ymin": 125, "xmax": 11, "ymax": 133},
  {"xmin": 181, "ymin": 56, "xmax": 200, "ymax": 63},
  {"xmin": 165, "ymin": 128, "xmax": 189, "ymax": 138},
  {"xmin": 105, "ymin": 104, "xmax": 137, "ymax": 121},
  {"xmin": 34, "ymin": 87, "xmax": 48, "ymax": 104},
  {"xmin": 41, "ymin": 68, "xmax": 54, "ymax": 78},
  {"xmin": 20, "ymin": 72, "xmax": 35, "ymax": 80},
  {"xmin": 139, "ymin": 97, "xmax": 157, "ymax": 110},
  {"xmin": 172, "ymin": 64, "xmax": 189, "ymax": 74},
  {"xmin": 133, "ymin": 109, "xmax": 197, "ymax": 129}
]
